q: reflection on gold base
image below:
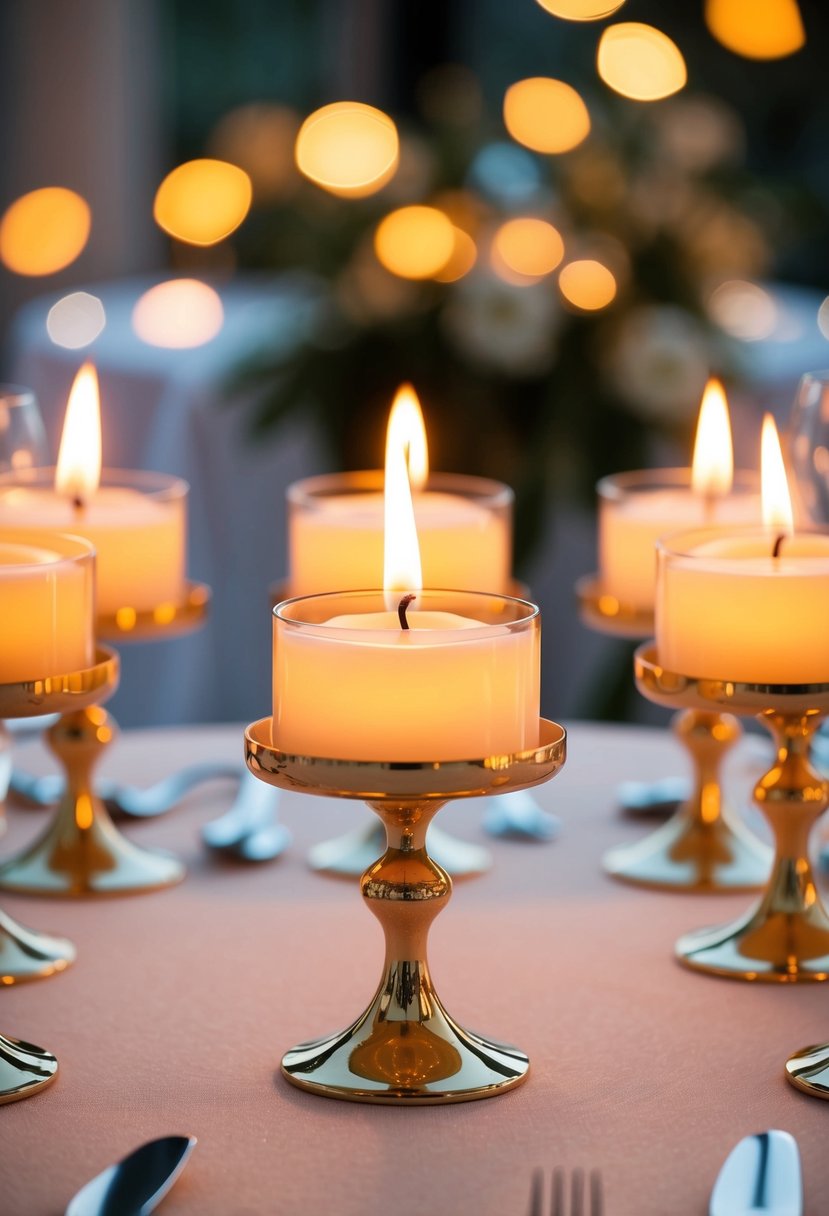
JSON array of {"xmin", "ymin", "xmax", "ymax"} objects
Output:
[
  {"xmin": 575, "ymin": 574, "xmax": 655, "ymax": 640},
  {"xmin": 308, "ymin": 820, "xmax": 492, "ymax": 880},
  {"xmin": 97, "ymin": 580, "xmax": 210, "ymax": 643},
  {"xmin": 246, "ymin": 716, "xmax": 566, "ymax": 1104},
  {"xmin": 785, "ymin": 1043, "xmax": 829, "ymax": 1099},
  {"xmin": 0, "ymin": 908, "xmax": 75, "ymax": 984},
  {"xmin": 636, "ymin": 644, "xmax": 829, "ymax": 981},
  {"xmin": 0, "ymin": 706, "xmax": 183, "ymax": 897},
  {"xmin": 0, "ymin": 1032, "xmax": 58, "ymax": 1105},
  {"xmin": 603, "ymin": 709, "xmax": 771, "ymax": 892}
]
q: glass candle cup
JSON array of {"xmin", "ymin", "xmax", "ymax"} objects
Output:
[
  {"xmin": 287, "ymin": 471, "xmax": 513, "ymax": 596},
  {"xmin": 598, "ymin": 468, "xmax": 761, "ymax": 614},
  {"xmin": 0, "ymin": 529, "xmax": 95, "ymax": 683},
  {"xmin": 656, "ymin": 525, "xmax": 829, "ymax": 685},
  {"xmin": 273, "ymin": 589, "xmax": 540, "ymax": 762},
  {"xmin": 0, "ymin": 468, "xmax": 188, "ymax": 617}
]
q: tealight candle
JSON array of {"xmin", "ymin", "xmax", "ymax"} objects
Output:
[
  {"xmin": 0, "ymin": 364, "xmax": 187, "ymax": 616},
  {"xmin": 0, "ymin": 530, "xmax": 94, "ymax": 682},
  {"xmin": 287, "ymin": 385, "xmax": 512, "ymax": 594},
  {"xmin": 598, "ymin": 380, "xmax": 760, "ymax": 611}
]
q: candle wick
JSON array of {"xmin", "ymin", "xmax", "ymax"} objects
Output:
[
  {"xmin": 772, "ymin": 533, "xmax": 785, "ymax": 558},
  {"xmin": 397, "ymin": 593, "xmax": 416, "ymax": 630},
  {"xmin": 72, "ymin": 494, "xmax": 85, "ymax": 512},
  {"xmin": 703, "ymin": 492, "xmax": 716, "ymax": 525}
]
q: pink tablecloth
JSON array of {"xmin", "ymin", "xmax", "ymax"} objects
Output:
[{"xmin": 2, "ymin": 720, "xmax": 828, "ymax": 1216}]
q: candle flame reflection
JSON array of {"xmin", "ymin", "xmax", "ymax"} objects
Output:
[
  {"xmin": 384, "ymin": 385, "xmax": 424, "ymax": 599},
  {"xmin": 55, "ymin": 362, "xmax": 101, "ymax": 502},
  {"xmin": 761, "ymin": 413, "xmax": 794, "ymax": 532},
  {"xmin": 691, "ymin": 378, "xmax": 733, "ymax": 498}
]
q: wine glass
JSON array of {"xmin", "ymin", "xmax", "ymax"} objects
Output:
[{"xmin": 0, "ymin": 385, "xmax": 49, "ymax": 474}]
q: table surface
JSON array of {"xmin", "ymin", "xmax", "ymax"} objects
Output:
[{"xmin": 2, "ymin": 719, "xmax": 829, "ymax": 1216}]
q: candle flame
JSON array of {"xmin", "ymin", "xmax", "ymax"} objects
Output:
[
  {"xmin": 691, "ymin": 378, "xmax": 733, "ymax": 497},
  {"xmin": 761, "ymin": 413, "xmax": 794, "ymax": 532},
  {"xmin": 383, "ymin": 386, "xmax": 423, "ymax": 599},
  {"xmin": 55, "ymin": 362, "xmax": 102, "ymax": 502},
  {"xmin": 386, "ymin": 383, "xmax": 428, "ymax": 489}
]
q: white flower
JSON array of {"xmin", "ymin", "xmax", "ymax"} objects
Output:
[
  {"xmin": 441, "ymin": 268, "xmax": 562, "ymax": 375},
  {"xmin": 604, "ymin": 305, "xmax": 712, "ymax": 423}
]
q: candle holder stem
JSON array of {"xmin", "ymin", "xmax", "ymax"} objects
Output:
[
  {"xmin": 284, "ymin": 795, "xmax": 528, "ymax": 1103},
  {"xmin": 603, "ymin": 708, "xmax": 771, "ymax": 890},
  {"xmin": 677, "ymin": 707, "xmax": 829, "ymax": 979},
  {"xmin": 0, "ymin": 708, "xmax": 183, "ymax": 896}
]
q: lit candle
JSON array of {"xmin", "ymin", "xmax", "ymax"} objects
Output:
[
  {"xmin": 287, "ymin": 384, "xmax": 512, "ymax": 595},
  {"xmin": 598, "ymin": 380, "xmax": 760, "ymax": 611},
  {"xmin": 273, "ymin": 409, "xmax": 539, "ymax": 762},
  {"xmin": 0, "ymin": 531, "xmax": 94, "ymax": 682},
  {"xmin": 656, "ymin": 416, "xmax": 829, "ymax": 684},
  {"xmin": 0, "ymin": 363, "xmax": 187, "ymax": 616}
]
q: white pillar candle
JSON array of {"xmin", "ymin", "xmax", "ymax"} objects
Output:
[
  {"xmin": 656, "ymin": 528, "xmax": 829, "ymax": 684},
  {"xmin": 288, "ymin": 470, "xmax": 512, "ymax": 595},
  {"xmin": 0, "ymin": 468, "xmax": 187, "ymax": 616},
  {"xmin": 273, "ymin": 591, "xmax": 540, "ymax": 762},
  {"xmin": 0, "ymin": 531, "xmax": 94, "ymax": 682}
]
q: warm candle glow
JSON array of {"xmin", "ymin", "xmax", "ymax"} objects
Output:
[
  {"xmin": 761, "ymin": 413, "xmax": 794, "ymax": 533},
  {"xmin": 384, "ymin": 390, "xmax": 424, "ymax": 598},
  {"xmin": 705, "ymin": 0, "xmax": 805, "ymax": 60},
  {"xmin": 374, "ymin": 206, "xmax": 455, "ymax": 280},
  {"xmin": 503, "ymin": 78, "xmax": 591, "ymax": 155},
  {"xmin": 597, "ymin": 23, "xmax": 687, "ymax": 101},
  {"xmin": 153, "ymin": 159, "xmax": 252, "ymax": 246},
  {"xmin": 55, "ymin": 362, "xmax": 102, "ymax": 503},
  {"xmin": 295, "ymin": 102, "xmax": 399, "ymax": 197},
  {"xmin": 691, "ymin": 379, "xmax": 733, "ymax": 498},
  {"xmin": 0, "ymin": 187, "xmax": 91, "ymax": 277}
]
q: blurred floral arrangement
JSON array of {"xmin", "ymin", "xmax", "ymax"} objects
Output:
[{"xmin": 210, "ymin": 60, "xmax": 800, "ymax": 565}]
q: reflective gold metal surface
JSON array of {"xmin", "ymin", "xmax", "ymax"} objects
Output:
[
  {"xmin": 0, "ymin": 907, "xmax": 75, "ymax": 984},
  {"xmin": 579, "ymin": 575, "xmax": 770, "ymax": 891},
  {"xmin": 636, "ymin": 642, "xmax": 829, "ymax": 981},
  {"xmin": 0, "ymin": 646, "xmax": 118, "ymax": 720},
  {"xmin": 0, "ymin": 1032, "xmax": 58, "ymax": 1105},
  {"xmin": 245, "ymin": 716, "xmax": 566, "ymax": 1104},
  {"xmin": 96, "ymin": 580, "xmax": 210, "ymax": 642},
  {"xmin": 785, "ymin": 1043, "xmax": 829, "ymax": 1099}
]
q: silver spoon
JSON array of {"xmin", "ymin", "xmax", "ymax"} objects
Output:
[
  {"xmin": 9, "ymin": 762, "xmax": 241, "ymax": 818},
  {"xmin": 202, "ymin": 769, "xmax": 289, "ymax": 860},
  {"xmin": 482, "ymin": 788, "xmax": 562, "ymax": 841},
  {"xmin": 66, "ymin": 1134, "xmax": 197, "ymax": 1216}
]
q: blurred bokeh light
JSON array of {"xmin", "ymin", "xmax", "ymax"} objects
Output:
[
  {"xmin": 469, "ymin": 143, "xmax": 542, "ymax": 206},
  {"xmin": 154, "ymin": 159, "xmax": 252, "ymax": 246},
  {"xmin": 209, "ymin": 104, "xmax": 300, "ymax": 202},
  {"xmin": 559, "ymin": 259, "xmax": 617, "ymax": 310},
  {"xmin": 535, "ymin": 0, "xmax": 626, "ymax": 17},
  {"xmin": 503, "ymin": 78, "xmax": 591, "ymax": 154},
  {"xmin": 374, "ymin": 206, "xmax": 455, "ymax": 279},
  {"xmin": 704, "ymin": 0, "xmax": 805, "ymax": 60},
  {"xmin": 708, "ymin": 280, "xmax": 777, "ymax": 341},
  {"xmin": 434, "ymin": 228, "xmax": 478, "ymax": 283},
  {"xmin": 132, "ymin": 280, "xmax": 224, "ymax": 348},
  {"xmin": 597, "ymin": 23, "xmax": 687, "ymax": 101},
  {"xmin": 0, "ymin": 187, "xmax": 91, "ymax": 276},
  {"xmin": 46, "ymin": 292, "xmax": 106, "ymax": 349},
  {"xmin": 295, "ymin": 102, "xmax": 399, "ymax": 197},
  {"xmin": 492, "ymin": 218, "xmax": 565, "ymax": 283}
]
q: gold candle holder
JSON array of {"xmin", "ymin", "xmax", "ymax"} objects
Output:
[
  {"xmin": 636, "ymin": 642, "xmax": 829, "ymax": 981},
  {"xmin": 576, "ymin": 574, "xmax": 770, "ymax": 891},
  {"xmin": 0, "ymin": 583, "xmax": 209, "ymax": 897},
  {"xmin": 0, "ymin": 648, "xmax": 121, "ymax": 1102},
  {"xmin": 245, "ymin": 715, "xmax": 566, "ymax": 1104},
  {"xmin": 268, "ymin": 576, "xmax": 531, "ymax": 881}
]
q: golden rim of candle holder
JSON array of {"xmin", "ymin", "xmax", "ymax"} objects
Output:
[
  {"xmin": 634, "ymin": 642, "xmax": 829, "ymax": 715},
  {"xmin": 245, "ymin": 716, "xmax": 566, "ymax": 801},
  {"xmin": 0, "ymin": 646, "xmax": 119, "ymax": 719},
  {"xmin": 575, "ymin": 575, "xmax": 654, "ymax": 640},
  {"xmin": 97, "ymin": 580, "xmax": 211, "ymax": 643},
  {"xmin": 269, "ymin": 577, "xmax": 530, "ymax": 609}
]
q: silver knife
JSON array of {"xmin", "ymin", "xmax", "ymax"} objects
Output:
[
  {"xmin": 66, "ymin": 1135, "xmax": 197, "ymax": 1216},
  {"xmin": 710, "ymin": 1130, "xmax": 802, "ymax": 1216}
]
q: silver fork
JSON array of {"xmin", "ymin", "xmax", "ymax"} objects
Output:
[{"xmin": 529, "ymin": 1168, "xmax": 604, "ymax": 1216}]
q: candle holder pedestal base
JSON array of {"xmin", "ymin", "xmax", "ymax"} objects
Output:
[
  {"xmin": 0, "ymin": 908, "xmax": 75, "ymax": 983},
  {"xmin": 785, "ymin": 1043, "xmax": 829, "ymax": 1099},
  {"xmin": 246, "ymin": 716, "xmax": 566, "ymax": 1104},
  {"xmin": 0, "ymin": 1032, "xmax": 58, "ymax": 1105},
  {"xmin": 636, "ymin": 643, "xmax": 829, "ymax": 981},
  {"xmin": 0, "ymin": 704, "xmax": 183, "ymax": 897},
  {"xmin": 578, "ymin": 577, "xmax": 770, "ymax": 892}
]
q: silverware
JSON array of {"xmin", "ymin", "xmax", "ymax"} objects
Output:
[
  {"xmin": 482, "ymin": 788, "xmax": 562, "ymax": 841},
  {"xmin": 709, "ymin": 1130, "xmax": 802, "ymax": 1216},
  {"xmin": 529, "ymin": 1167, "xmax": 603, "ymax": 1216},
  {"xmin": 202, "ymin": 769, "xmax": 289, "ymax": 860},
  {"xmin": 9, "ymin": 762, "xmax": 241, "ymax": 818},
  {"xmin": 65, "ymin": 1134, "xmax": 196, "ymax": 1216},
  {"xmin": 617, "ymin": 776, "xmax": 689, "ymax": 818}
]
